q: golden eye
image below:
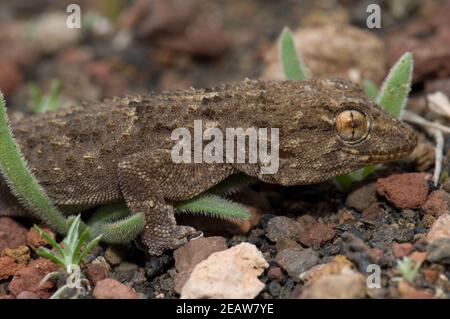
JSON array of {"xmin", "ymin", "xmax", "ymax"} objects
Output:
[{"xmin": 335, "ymin": 110, "xmax": 369, "ymax": 143}]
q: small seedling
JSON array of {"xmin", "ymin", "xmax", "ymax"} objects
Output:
[
  {"xmin": 30, "ymin": 79, "xmax": 62, "ymax": 114},
  {"xmin": 396, "ymin": 256, "xmax": 422, "ymax": 283},
  {"xmin": 34, "ymin": 215, "xmax": 101, "ymax": 273},
  {"xmin": 35, "ymin": 215, "xmax": 101, "ymax": 299}
]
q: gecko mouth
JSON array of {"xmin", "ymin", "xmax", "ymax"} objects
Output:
[{"xmin": 364, "ymin": 149, "xmax": 414, "ymax": 163}]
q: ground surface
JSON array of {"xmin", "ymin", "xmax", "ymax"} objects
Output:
[{"xmin": 0, "ymin": 0, "xmax": 450, "ymax": 299}]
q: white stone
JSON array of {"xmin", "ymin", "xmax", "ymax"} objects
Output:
[{"xmin": 180, "ymin": 243, "xmax": 268, "ymax": 299}]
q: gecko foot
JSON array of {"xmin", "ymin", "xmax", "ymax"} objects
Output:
[{"xmin": 141, "ymin": 224, "xmax": 197, "ymax": 256}]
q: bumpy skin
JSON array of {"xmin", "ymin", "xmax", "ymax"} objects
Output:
[{"xmin": 0, "ymin": 79, "xmax": 417, "ymax": 255}]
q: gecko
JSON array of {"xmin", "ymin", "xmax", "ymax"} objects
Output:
[{"xmin": 0, "ymin": 78, "xmax": 417, "ymax": 255}]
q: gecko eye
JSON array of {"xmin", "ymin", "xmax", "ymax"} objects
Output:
[{"xmin": 335, "ymin": 110, "xmax": 369, "ymax": 143}]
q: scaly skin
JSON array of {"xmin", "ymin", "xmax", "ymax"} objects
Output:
[{"xmin": 0, "ymin": 79, "xmax": 417, "ymax": 255}]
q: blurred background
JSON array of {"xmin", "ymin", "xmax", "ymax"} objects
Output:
[{"xmin": 0, "ymin": 0, "xmax": 449, "ymax": 115}]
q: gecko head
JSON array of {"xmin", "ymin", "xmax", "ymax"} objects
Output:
[{"xmin": 256, "ymin": 78, "xmax": 417, "ymax": 186}]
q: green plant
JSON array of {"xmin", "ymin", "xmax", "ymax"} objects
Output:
[
  {"xmin": 87, "ymin": 204, "xmax": 145, "ymax": 244},
  {"xmin": 36, "ymin": 215, "xmax": 100, "ymax": 299},
  {"xmin": 278, "ymin": 28, "xmax": 414, "ymax": 190},
  {"xmin": 0, "ymin": 93, "xmax": 68, "ymax": 234},
  {"xmin": 278, "ymin": 27, "xmax": 307, "ymax": 81},
  {"xmin": 34, "ymin": 215, "xmax": 101, "ymax": 273},
  {"xmin": 176, "ymin": 194, "xmax": 250, "ymax": 219},
  {"xmin": 396, "ymin": 256, "xmax": 422, "ymax": 283},
  {"xmin": 30, "ymin": 79, "xmax": 62, "ymax": 113}
]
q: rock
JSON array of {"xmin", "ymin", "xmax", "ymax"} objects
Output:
[
  {"xmin": 26, "ymin": 227, "xmax": 54, "ymax": 249},
  {"xmin": 265, "ymin": 216, "xmax": 304, "ymax": 242},
  {"xmin": 427, "ymin": 238, "xmax": 450, "ymax": 264},
  {"xmin": 443, "ymin": 179, "xmax": 450, "ymax": 193},
  {"xmin": 86, "ymin": 263, "xmax": 109, "ymax": 286},
  {"xmin": 145, "ymin": 255, "xmax": 172, "ymax": 279},
  {"xmin": 1, "ymin": 246, "xmax": 30, "ymax": 264},
  {"xmin": 345, "ymin": 183, "xmax": 377, "ymax": 212},
  {"xmin": 113, "ymin": 262, "xmax": 139, "ymax": 283},
  {"xmin": 173, "ymin": 236, "xmax": 227, "ymax": 294},
  {"xmin": 426, "ymin": 78, "xmax": 450, "ymax": 97},
  {"xmin": 376, "ymin": 173, "xmax": 430, "ymax": 209},
  {"xmin": 180, "ymin": 243, "xmax": 268, "ymax": 299},
  {"xmin": 267, "ymin": 267, "xmax": 284, "ymax": 282},
  {"xmin": 298, "ymin": 223, "xmax": 335, "ymax": 248},
  {"xmin": 92, "ymin": 278, "xmax": 138, "ymax": 299},
  {"xmin": 387, "ymin": 13, "xmax": 450, "ymax": 83},
  {"xmin": 0, "ymin": 217, "xmax": 28, "ymax": 251},
  {"xmin": 341, "ymin": 232, "xmax": 372, "ymax": 271},
  {"xmin": 299, "ymin": 255, "xmax": 355, "ymax": 285},
  {"xmin": 267, "ymin": 280, "xmax": 282, "ymax": 297},
  {"xmin": 276, "ymin": 248, "xmax": 320, "ymax": 282},
  {"xmin": 28, "ymin": 13, "xmax": 82, "ymax": 55},
  {"xmin": 300, "ymin": 273, "xmax": 366, "ymax": 299},
  {"xmin": 8, "ymin": 258, "xmax": 59, "ymax": 298},
  {"xmin": 427, "ymin": 214, "xmax": 450, "ymax": 243},
  {"xmin": 397, "ymin": 281, "xmax": 434, "ymax": 299},
  {"xmin": 262, "ymin": 24, "xmax": 386, "ymax": 85},
  {"xmin": 0, "ymin": 256, "xmax": 24, "ymax": 280},
  {"xmin": 16, "ymin": 291, "xmax": 40, "ymax": 299},
  {"xmin": 122, "ymin": 0, "xmax": 230, "ymax": 57},
  {"xmin": 422, "ymin": 190, "xmax": 450, "ymax": 217},
  {"xmin": 409, "ymin": 251, "xmax": 428, "ymax": 264},
  {"xmin": 369, "ymin": 248, "xmax": 384, "ymax": 263},
  {"xmin": 362, "ymin": 204, "xmax": 383, "ymax": 221},
  {"xmin": 275, "ymin": 238, "xmax": 302, "ymax": 253},
  {"xmin": 371, "ymin": 223, "xmax": 415, "ymax": 250},
  {"xmin": 392, "ymin": 243, "xmax": 413, "ymax": 258},
  {"xmin": 0, "ymin": 58, "xmax": 23, "ymax": 96},
  {"xmin": 104, "ymin": 245, "xmax": 125, "ymax": 266}
]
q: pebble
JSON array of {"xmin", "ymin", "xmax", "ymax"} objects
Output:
[
  {"xmin": 0, "ymin": 217, "xmax": 28, "ymax": 251},
  {"xmin": 173, "ymin": 236, "xmax": 228, "ymax": 294},
  {"xmin": 92, "ymin": 278, "xmax": 138, "ymax": 299},
  {"xmin": 262, "ymin": 24, "xmax": 386, "ymax": 85},
  {"xmin": 26, "ymin": 227, "xmax": 54, "ymax": 249},
  {"xmin": 86, "ymin": 263, "xmax": 109, "ymax": 286},
  {"xmin": 300, "ymin": 272, "xmax": 366, "ymax": 299},
  {"xmin": 345, "ymin": 183, "xmax": 377, "ymax": 212},
  {"xmin": 392, "ymin": 243, "xmax": 413, "ymax": 258},
  {"xmin": 362, "ymin": 204, "xmax": 383, "ymax": 221},
  {"xmin": 145, "ymin": 255, "xmax": 172, "ymax": 280},
  {"xmin": 276, "ymin": 248, "xmax": 320, "ymax": 282},
  {"xmin": 0, "ymin": 256, "xmax": 24, "ymax": 280},
  {"xmin": 265, "ymin": 216, "xmax": 304, "ymax": 242},
  {"xmin": 0, "ymin": 58, "xmax": 23, "ymax": 95},
  {"xmin": 376, "ymin": 173, "xmax": 430, "ymax": 209},
  {"xmin": 341, "ymin": 232, "xmax": 372, "ymax": 271},
  {"xmin": 422, "ymin": 190, "xmax": 450, "ymax": 216},
  {"xmin": 104, "ymin": 245, "xmax": 125, "ymax": 266},
  {"xmin": 409, "ymin": 251, "xmax": 428, "ymax": 264},
  {"xmin": 267, "ymin": 267, "xmax": 284, "ymax": 282},
  {"xmin": 8, "ymin": 258, "xmax": 59, "ymax": 299},
  {"xmin": 427, "ymin": 238, "xmax": 450, "ymax": 265},
  {"xmin": 298, "ymin": 223, "xmax": 335, "ymax": 248},
  {"xmin": 1, "ymin": 246, "xmax": 30, "ymax": 264},
  {"xmin": 180, "ymin": 243, "xmax": 268, "ymax": 299},
  {"xmin": 426, "ymin": 214, "xmax": 450, "ymax": 243}
]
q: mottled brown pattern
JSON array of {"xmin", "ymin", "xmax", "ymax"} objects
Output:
[{"xmin": 0, "ymin": 79, "xmax": 417, "ymax": 255}]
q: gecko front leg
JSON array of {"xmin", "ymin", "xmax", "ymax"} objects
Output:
[{"xmin": 117, "ymin": 149, "xmax": 236, "ymax": 255}]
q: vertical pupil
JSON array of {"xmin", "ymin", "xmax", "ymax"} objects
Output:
[{"xmin": 350, "ymin": 111, "xmax": 355, "ymax": 139}]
